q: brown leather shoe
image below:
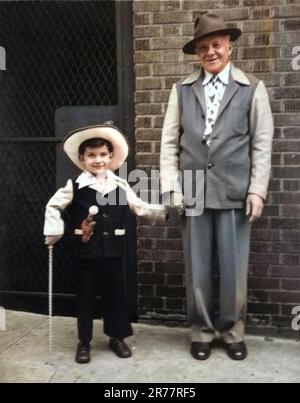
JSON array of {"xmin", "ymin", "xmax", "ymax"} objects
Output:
[
  {"xmin": 75, "ymin": 342, "xmax": 91, "ymax": 364},
  {"xmin": 109, "ymin": 338, "xmax": 132, "ymax": 358},
  {"xmin": 191, "ymin": 342, "xmax": 211, "ymax": 360},
  {"xmin": 226, "ymin": 342, "xmax": 248, "ymax": 361}
]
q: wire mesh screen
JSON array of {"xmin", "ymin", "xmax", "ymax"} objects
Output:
[
  {"xmin": 0, "ymin": 142, "xmax": 58, "ymax": 292},
  {"xmin": 0, "ymin": 0, "xmax": 117, "ymax": 139},
  {"xmin": 0, "ymin": 0, "xmax": 118, "ymax": 299}
]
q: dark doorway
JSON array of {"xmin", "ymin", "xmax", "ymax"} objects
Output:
[{"xmin": 0, "ymin": 0, "xmax": 136, "ymax": 319}]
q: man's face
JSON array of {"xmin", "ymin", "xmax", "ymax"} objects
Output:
[{"xmin": 196, "ymin": 35, "xmax": 232, "ymax": 75}]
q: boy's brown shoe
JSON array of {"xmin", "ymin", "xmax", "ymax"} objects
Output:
[
  {"xmin": 109, "ymin": 338, "xmax": 132, "ymax": 358},
  {"xmin": 75, "ymin": 342, "xmax": 91, "ymax": 364}
]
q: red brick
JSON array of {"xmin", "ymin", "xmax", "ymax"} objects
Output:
[
  {"xmin": 139, "ymin": 297, "xmax": 164, "ymax": 309},
  {"xmin": 282, "ymin": 279, "xmax": 300, "ymax": 291},
  {"xmin": 269, "ymin": 292, "xmax": 300, "ymax": 304},
  {"xmin": 165, "ymin": 298, "xmax": 185, "ymax": 310},
  {"xmin": 133, "ymin": 0, "xmax": 300, "ymax": 333}
]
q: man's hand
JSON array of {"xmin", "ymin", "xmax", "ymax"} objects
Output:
[
  {"xmin": 246, "ymin": 194, "xmax": 264, "ymax": 223},
  {"xmin": 162, "ymin": 192, "xmax": 185, "ymax": 218},
  {"xmin": 162, "ymin": 191, "xmax": 184, "ymax": 207}
]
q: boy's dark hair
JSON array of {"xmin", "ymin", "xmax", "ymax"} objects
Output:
[{"xmin": 79, "ymin": 138, "xmax": 114, "ymax": 156}]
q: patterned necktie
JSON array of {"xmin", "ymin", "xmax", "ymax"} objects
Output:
[{"xmin": 203, "ymin": 76, "xmax": 223, "ymax": 146}]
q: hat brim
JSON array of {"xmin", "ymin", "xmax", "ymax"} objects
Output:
[
  {"xmin": 63, "ymin": 125, "xmax": 129, "ymax": 172},
  {"xmin": 183, "ymin": 28, "xmax": 242, "ymax": 55}
]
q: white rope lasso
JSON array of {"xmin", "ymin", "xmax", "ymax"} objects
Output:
[{"xmin": 48, "ymin": 245, "xmax": 53, "ymax": 353}]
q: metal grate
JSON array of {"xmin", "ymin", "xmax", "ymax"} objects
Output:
[
  {"xmin": 0, "ymin": 0, "xmax": 117, "ymax": 139},
  {"xmin": 0, "ymin": 0, "xmax": 118, "ymax": 299},
  {"xmin": 0, "ymin": 142, "xmax": 57, "ymax": 292}
]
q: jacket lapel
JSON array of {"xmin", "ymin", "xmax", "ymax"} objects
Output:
[
  {"xmin": 191, "ymin": 72, "xmax": 240, "ymax": 120},
  {"xmin": 216, "ymin": 76, "xmax": 239, "ymax": 120},
  {"xmin": 192, "ymin": 75, "xmax": 207, "ymax": 115}
]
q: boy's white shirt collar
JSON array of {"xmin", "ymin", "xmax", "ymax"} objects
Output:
[
  {"xmin": 76, "ymin": 170, "xmax": 119, "ymax": 195},
  {"xmin": 202, "ymin": 62, "xmax": 231, "ymax": 86}
]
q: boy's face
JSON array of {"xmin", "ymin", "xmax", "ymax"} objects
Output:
[{"xmin": 80, "ymin": 145, "xmax": 113, "ymax": 175}]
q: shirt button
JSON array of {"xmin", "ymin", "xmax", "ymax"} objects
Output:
[
  {"xmin": 208, "ymin": 163, "xmax": 214, "ymax": 169},
  {"xmin": 103, "ymin": 231, "xmax": 109, "ymax": 236},
  {"xmin": 103, "ymin": 213, "xmax": 109, "ymax": 218}
]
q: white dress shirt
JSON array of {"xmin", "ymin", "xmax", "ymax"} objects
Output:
[{"xmin": 202, "ymin": 62, "xmax": 231, "ymax": 104}]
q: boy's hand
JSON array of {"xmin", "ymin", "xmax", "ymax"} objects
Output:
[
  {"xmin": 81, "ymin": 218, "xmax": 96, "ymax": 243},
  {"xmin": 45, "ymin": 235, "xmax": 62, "ymax": 246}
]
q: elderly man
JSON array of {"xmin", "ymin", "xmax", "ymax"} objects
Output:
[{"xmin": 160, "ymin": 13, "xmax": 273, "ymax": 360}]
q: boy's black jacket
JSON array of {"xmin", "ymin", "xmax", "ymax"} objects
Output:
[{"xmin": 69, "ymin": 181, "xmax": 128, "ymax": 259}]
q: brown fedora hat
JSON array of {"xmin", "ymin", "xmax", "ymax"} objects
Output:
[{"xmin": 183, "ymin": 13, "xmax": 242, "ymax": 55}]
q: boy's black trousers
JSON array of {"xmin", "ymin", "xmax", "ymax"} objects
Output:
[{"xmin": 74, "ymin": 257, "xmax": 133, "ymax": 344}]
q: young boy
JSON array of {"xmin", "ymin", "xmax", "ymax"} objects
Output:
[{"xmin": 44, "ymin": 123, "xmax": 166, "ymax": 364}]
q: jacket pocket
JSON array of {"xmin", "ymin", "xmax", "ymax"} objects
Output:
[
  {"xmin": 115, "ymin": 229, "xmax": 126, "ymax": 236},
  {"xmin": 226, "ymin": 162, "xmax": 250, "ymax": 201},
  {"xmin": 232, "ymin": 107, "xmax": 249, "ymax": 135}
]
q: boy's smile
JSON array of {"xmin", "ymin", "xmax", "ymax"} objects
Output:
[{"xmin": 80, "ymin": 145, "xmax": 113, "ymax": 175}]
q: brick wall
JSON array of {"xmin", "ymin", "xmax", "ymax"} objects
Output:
[{"xmin": 133, "ymin": 0, "xmax": 300, "ymax": 337}]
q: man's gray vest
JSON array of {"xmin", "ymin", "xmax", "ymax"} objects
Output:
[{"xmin": 177, "ymin": 71, "xmax": 259, "ymax": 211}]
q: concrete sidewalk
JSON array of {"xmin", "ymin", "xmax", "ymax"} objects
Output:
[{"xmin": 0, "ymin": 310, "xmax": 299, "ymax": 383}]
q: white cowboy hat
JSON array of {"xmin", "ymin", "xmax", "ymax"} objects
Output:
[{"xmin": 63, "ymin": 123, "xmax": 129, "ymax": 172}]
